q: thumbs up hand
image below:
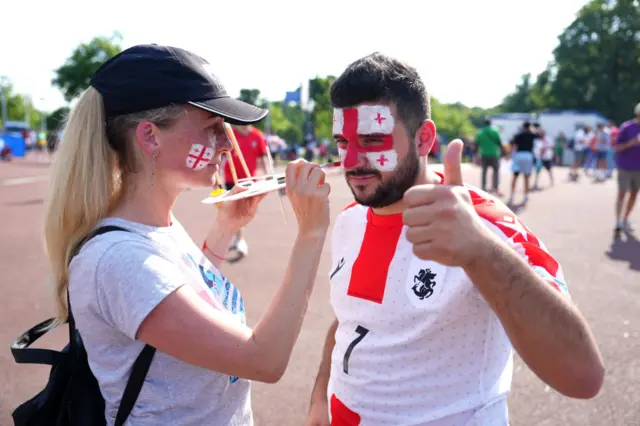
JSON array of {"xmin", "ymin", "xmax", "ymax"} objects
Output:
[
  {"xmin": 402, "ymin": 140, "xmax": 492, "ymax": 267},
  {"xmin": 442, "ymin": 139, "xmax": 464, "ymax": 186}
]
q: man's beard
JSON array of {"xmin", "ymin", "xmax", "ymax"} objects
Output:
[{"xmin": 346, "ymin": 149, "xmax": 421, "ymax": 208}]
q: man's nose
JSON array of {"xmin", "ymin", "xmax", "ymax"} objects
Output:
[{"xmin": 342, "ymin": 147, "xmax": 369, "ymax": 170}]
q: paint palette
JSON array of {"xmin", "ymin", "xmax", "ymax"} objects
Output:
[
  {"xmin": 201, "ymin": 161, "xmax": 341, "ymax": 205},
  {"xmin": 201, "ymin": 173, "xmax": 286, "ymax": 204}
]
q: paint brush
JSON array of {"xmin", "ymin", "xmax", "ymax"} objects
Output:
[
  {"xmin": 265, "ymin": 143, "xmax": 288, "ymax": 224},
  {"xmin": 225, "ymin": 123, "xmax": 252, "ymax": 179},
  {"xmin": 320, "ymin": 161, "xmax": 341, "ymax": 169}
]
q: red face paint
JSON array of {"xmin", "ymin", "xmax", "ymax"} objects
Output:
[{"xmin": 333, "ymin": 105, "xmax": 398, "ymax": 172}]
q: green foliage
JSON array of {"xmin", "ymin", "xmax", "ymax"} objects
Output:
[
  {"xmin": 52, "ymin": 32, "xmax": 123, "ymax": 102},
  {"xmin": 47, "ymin": 107, "xmax": 71, "ymax": 131},
  {"xmin": 0, "ymin": 80, "xmax": 45, "ymax": 129},
  {"xmin": 431, "ymin": 98, "xmax": 477, "ymax": 139},
  {"xmin": 238, "ymin": 89, "xmax": 261, "ymax": 106},
  {"xmin": 499, "ymin": 0, "xmax": 640, "ymax": 123}
]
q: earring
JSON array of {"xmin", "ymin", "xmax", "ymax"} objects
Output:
[{"xmin": 150, "ymin": 149, "xmax": 159, "ymax": 186}]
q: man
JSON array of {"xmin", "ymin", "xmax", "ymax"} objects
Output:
[
  {"xmin": 593, "ymin": 123, "xmax": 611, "ymax": 182},
  {"xmin": 607, "ymin": 121, "xmax": 619, "ymax": 178},
  {"xmin": 474, "ymin": 119, "xmax": 503, "ymax": 195},
  {"xmin": 508, "ymin": 122, "xmax": 537, "ymax": 204},
  {"xmin": 569, "ymin": 124, "xmax": 587, "ymax": 180},
  {"xmin": 554, "ymin": 131, "xmax": 567, "ymax": 166},
  {"xmin": 614, "ymin": 103, "xmax": 640, "ymax": 232},
  {"xmin": 222, "ymin": 124, "xmax": 270, "ymax": 260},
  {"xmin": 306, "ymin": 53, "xmax": 604, "ymax": 426},
  {"xmin": 533, "ymin": 128, "xmax": 554, "ymax": 189}
]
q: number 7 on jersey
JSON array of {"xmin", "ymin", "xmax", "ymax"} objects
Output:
[{"xmin": 343, "ymin": 325, "xmax": 369, "ymax": 374}]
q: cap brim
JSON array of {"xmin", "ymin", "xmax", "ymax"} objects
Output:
[{"xmin": 188, "ymin": 98, "xmax": 268, "ymax": 125}]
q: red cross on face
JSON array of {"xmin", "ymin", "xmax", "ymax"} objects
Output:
[
  {"xmin": 374, "ymin": 112, "xmax": 386, "ymax": 125},
  {"xmin": 376, "ymin": 154, "xmax": 389, "ymax": 166},
  {"xmin": 186, "ymin": 144, "xmax": 214, "ymax": 170},
  {"xmin": 337, "ymin": 107, "xmax": 395, "ymax": 169}
]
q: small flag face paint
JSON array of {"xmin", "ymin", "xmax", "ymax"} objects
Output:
[{"xmin": 186, "ymin": 143, "xmax": 214, "ymax": 171}]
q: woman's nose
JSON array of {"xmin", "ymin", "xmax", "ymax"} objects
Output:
[{"xmin": 215, "ymin": 131, "xmax": 233, "ymax": 153}]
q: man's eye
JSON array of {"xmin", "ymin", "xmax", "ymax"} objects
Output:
[{"xmin": 335, "ymin": 138, "xmax": 347, "ymax": 145}]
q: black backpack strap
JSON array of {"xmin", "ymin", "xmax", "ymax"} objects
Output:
[
  {"xmin": 70, "ymin": 225, "xmax": 157, "ymax": 426},
  {"xmin": 114, "ymin": 345, "xmax": 156, "ymax": 426},
  {"xmin": 67, "ymin": 225, "xmax": 134, "ymax": 349},
  {"xmin": 10, "ymin": 318, "xmax": 65, "ymax": 366}
]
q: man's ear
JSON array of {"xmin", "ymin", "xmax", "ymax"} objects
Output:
[
  {"xmin": 134, "ymin": 121, "xmax": 159, "ymax": 156},
  {"xmin": 415, "ymin": 119, "xmax": 437, "ymax": 156}
]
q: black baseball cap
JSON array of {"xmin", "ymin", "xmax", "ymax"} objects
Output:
[{"xmin": 90, "ymin": 44, "xmax": 268, "ymax": 124}]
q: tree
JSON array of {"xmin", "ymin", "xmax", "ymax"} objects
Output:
[
  {"xmin": 499, "ymin": 0, "xmax": 640, "ymax": 123},
  {"xmin": 431, "ymin": 98, "xmax": 477, "ymax": 139},
  {"xmin": 549, "ymin": 0, "xmax": 640, "ymax": 122},
  {"xmin": 238, "ymin": 89, "xmax": 262, "ymax": 107},
  {"xmin": 52, "ymin": 32, "xmax": 123, "ymax": 102},
  {"xmin": 0, "ymin": 79, "xmax": 44, "ymax": 129},
  {"xmin": 47, "ymin": 107, "xmax": 71, "ymax": 131},
  {"xmin": 309, "ymin": 76, "xmax": 336, "ymax": 141},
  {"xmin": 500, "ymin": 73, "xmax": 536, "ymax": 113}
]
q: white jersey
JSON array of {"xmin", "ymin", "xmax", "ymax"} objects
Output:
[
  {"xmin": 327, "ymin": 177, "xmax": 569, "ymax": 426},
  {"xmin": 534, "ymin": 137, "xmax": 554, "ymax": 161}
]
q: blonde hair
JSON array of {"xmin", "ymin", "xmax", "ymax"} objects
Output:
[{"xmin": 44, "ymin": 86, "xmax": 185, "ymax": 325}]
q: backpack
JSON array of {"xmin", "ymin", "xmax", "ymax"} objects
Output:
[{"xmin": 10, "ymin": 225, "xmax": 156, "ymax": 426}]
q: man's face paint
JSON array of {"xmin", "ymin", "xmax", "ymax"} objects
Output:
[{"xmin": 333, "ymin": 105, "xmax": 397, "ymax": 172}]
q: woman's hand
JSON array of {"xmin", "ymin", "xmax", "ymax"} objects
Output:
[
  {"xmin": 285, "ymin": 160, "xmax": 331, "ymax": 237},
  {"xmin": 216, "ymin": 185, "xmax": 267, "ymax": 230}
]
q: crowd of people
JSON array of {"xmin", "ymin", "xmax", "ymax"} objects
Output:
[{"xmin": 473, "ymin": 113, "xmax": 639, "ymax": 233}]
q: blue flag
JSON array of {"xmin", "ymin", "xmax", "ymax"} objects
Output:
[{"xmin": 284, "ymin": 87, "xmax": 301, "ymax": 104}]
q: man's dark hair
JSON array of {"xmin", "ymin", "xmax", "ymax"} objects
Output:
[
  {"xmin": 523, "ymin": 121, "xmax": 531, "ymax": 129},
  {"xmin": 330, "ymin": 52, "xmax": 430, "ymax": 140},
  {"xmin": 484, "ymin": 119, "xmax": 491, "ymax": 126}
]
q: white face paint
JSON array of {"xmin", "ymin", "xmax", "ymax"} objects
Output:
[
  {"xmin": 364, "ymin": 151, "xmax": 398, "ymax": 172},
  {"xmin": 333, "ymin": 105, "xmax": 398, "ymax": 172},
  {"xmin": 186, "ymin": 143, "xmax": 214, "ymax": 171},
  {"xmin": 356, "ymin": 105, "xmax": 395, "ymax": 135},
  {"xmin": 337, "ymin": 147, "xmax": 347, "ymax": 165}
]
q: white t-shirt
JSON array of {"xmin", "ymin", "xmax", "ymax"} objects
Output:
[
  {"xmin": 534, "ymin": 137, "xmax": 554, "ymax": 161},
  {"xmin": 573, "ymin": 129, "xmax": 587, "ymax": 151},
  {"xmin": 595, "ymin": 130, "xmax": 611, "ymax": 152},
  {"xmin": 327, "ymin": 177, "xmax": 569, "ymax": 425},
  {"xmin": 68, "ymin": 217, "xmax": 252, "ymax": 426}
]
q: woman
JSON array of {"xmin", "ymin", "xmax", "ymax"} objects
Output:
[{"xmin": 43, "ymin": 44, "xmax": 331, "ymax": 425}]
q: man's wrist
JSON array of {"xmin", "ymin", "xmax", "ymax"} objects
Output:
[{"xmin": 462, "ymin": 229, "xmax": 503, "ymax": 273}]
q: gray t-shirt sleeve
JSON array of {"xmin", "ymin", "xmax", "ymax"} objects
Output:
[{"xmin": 95, "ymin": 239, "xmax": 186, "ymax": 340}]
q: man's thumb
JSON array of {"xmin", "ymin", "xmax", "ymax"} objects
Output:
[{"xmin": 443, "ymin": 139, "xmax": 464, "ymax": 186}]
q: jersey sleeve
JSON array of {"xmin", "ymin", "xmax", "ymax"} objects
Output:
[{"xmin": 469, "ymin": 190, "xmax": 570, "ymax": 297}]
